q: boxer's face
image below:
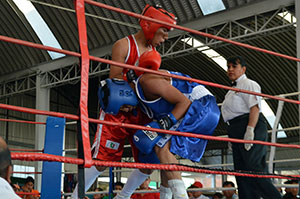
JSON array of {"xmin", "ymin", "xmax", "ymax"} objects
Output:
[
  {"xmin": 151, "ymin": 27, "xmax": 169, "ymax": 47},
  {"xmin": 120, "ymin": 105, "xmax": 135, "ymax": 112}
]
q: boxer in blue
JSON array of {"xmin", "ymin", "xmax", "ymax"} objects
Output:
[
  {"xmin": 127, "ymin": 50, "xmax": 220, "ymax": 163},
  {"xmin": 131, "ymin": 50, "xmax": 220, "ymax": 194},
  {"xmin": 99, "ymin": 50, "xmax": 220, "ymax": 199}
]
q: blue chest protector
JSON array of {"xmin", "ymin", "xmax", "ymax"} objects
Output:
[{"xmin": 136, "ymin": 71, "xmax": 220, "ymax": 162}]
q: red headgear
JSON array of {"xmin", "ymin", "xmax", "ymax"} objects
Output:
[
  {"xmin": 140, "ymin": 4, "xmax": 176, "ymax": 43},
  {"xmin": 136, "ymin": 50, "xmax": 161, "ymax": 77}
]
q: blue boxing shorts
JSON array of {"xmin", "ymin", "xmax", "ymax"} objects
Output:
[{"xmin": 156, "ymin": 93, "xmax": 220, "ymax": 162}]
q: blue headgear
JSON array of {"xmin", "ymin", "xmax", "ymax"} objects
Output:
[{"xmin": 98, "ymin": 78, "xmax": 138, "ymax": 115}]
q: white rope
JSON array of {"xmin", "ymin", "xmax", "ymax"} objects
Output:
[
  {"xmin": 267, "ymin": 125, "xmax": 300, "ymax": 133},
  {"xmin": 200, "ymin": 157, "xmax": 300, "ymax": 168},
  {"xmin": 217, "ymin": 91, "xmax": 300, "ymax": 106},
  {"xmin": 28, "ymin": 0, "xmax": 140, "ymax": 29},
  {"xmin": 269, "ymin": 96, "xmax": 284, "ymax": 173},
  {"xmin": 63, "ymin": 184, "xmax": 299, "ymax": 196}
]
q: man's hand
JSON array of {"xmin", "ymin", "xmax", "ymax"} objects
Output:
[{"xmin": 244, "ymin": 126, "xmax": 254, "ymax": 151}]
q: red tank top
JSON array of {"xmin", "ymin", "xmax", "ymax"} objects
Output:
[
  {"xmin": 122, "ymin": 35, "xmax": 139, "ymax": 81},
  {"xmin": 122, "ymin": 35, "xmax": 155, "ymax": 81},
  {"xmin": 125, "ymin": 35, "xmax": 139, "ymax": 66}
]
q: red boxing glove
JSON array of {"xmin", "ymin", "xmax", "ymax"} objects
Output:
[{"xmin": 136, "ymin": 50, "xmax": 161, "ymax": 77}]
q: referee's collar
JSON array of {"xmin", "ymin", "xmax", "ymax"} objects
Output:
[{"xmin": 235, "ymin": 74, "xmax": 246, "ymax": 84}]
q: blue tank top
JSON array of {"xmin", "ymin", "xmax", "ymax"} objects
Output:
[
  {"xmin": 135, "ymin": 71, "xmax": 220, "ymax": 162},
  {"xmin": 136, "ymin": 71, "xmax": 199, "ymax": 120}
]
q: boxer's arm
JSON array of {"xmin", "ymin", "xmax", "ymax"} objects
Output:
[
  {"xmin": 109, "ymin": 38, "xmax": 129, "ymax": 79},
  {"xmin": 140, "ymin": 73, "xmax": 191, "ymax": 120}
]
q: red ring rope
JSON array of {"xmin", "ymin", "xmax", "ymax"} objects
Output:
[
  {"xmin": 84, "ymin": 0, "xmax": 300, "ymax": 63},
  {"xmin": 0, "ymin": 35, "xmax": 298, "ymax": 106},
  {"xmin": 0, "ymin": 118, "xmax": 45, "ymax": 125},
  {"xmin": 0, "ymin": 102, "xmax": 299, "ymax": 149},
  {"xmin": 10, "ymin": 148, "xmax": 43, "ymax": 152},
  {"xmin": 11, "ymin": 152, "xmax": 300, "ymax": 180},
  {"xmin": 16, "ymin": 192, "xmax": 40, "ymax": 196}
]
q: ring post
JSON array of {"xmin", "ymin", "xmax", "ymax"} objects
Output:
[
  {"xmin": 41, "ymin": 116, "xmax": 66, "ymax": 199},
  {"xmin": 108, "ymin": 167, "xmax": 114, "ymax": 199},
  {"xmin": 77, "ymin": 121, "xmax": 85, "ymax": 199}
]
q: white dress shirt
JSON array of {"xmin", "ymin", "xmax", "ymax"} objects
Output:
[
  {"xmin": 221, "ymin": 74, "xmax": 261, "ymax": 122},
  {"xmin": 0, "ymin": 177, "xmax": 21, "ymax": 199}
]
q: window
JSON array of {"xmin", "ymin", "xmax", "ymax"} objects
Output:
[
  {"xmin": 13, "ymin": 0, "xmax": 64, "ymax": 59},
  {"xmin": 12, "ymin": 165, "xmax": 35, "ymax": 178},
  {"xmin": 197, "ymin": 0, "xmax": 226, "ymax": 16}
]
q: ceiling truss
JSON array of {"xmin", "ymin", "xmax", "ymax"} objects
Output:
[
  {"xmin": 0, "ymin": 6, "xmax": 295, "ymax": 98},
  {"xmin": 0, "ymin": 55, "xmax": 110, "ymax": 99},
  {"xmin": 160, "ymin": 6, "xmax": 295, "ymax": 59}
]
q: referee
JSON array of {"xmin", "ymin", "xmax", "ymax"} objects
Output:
[{"xmin": 221, "ymin": 56, "xmax": 282, "ymax": 199}]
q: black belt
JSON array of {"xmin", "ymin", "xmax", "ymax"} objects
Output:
[
  {"xmin": 226, "ymin": 113, "xmax": 249, "ymax": 125},
  {"xmin": 227, "ymin": 113, "xmax": 264, "ymax": 126}
]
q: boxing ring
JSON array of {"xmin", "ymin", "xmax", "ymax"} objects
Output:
[{"xmin": 1, "ymin": 0, "xmax": 300, "ymax": 198}]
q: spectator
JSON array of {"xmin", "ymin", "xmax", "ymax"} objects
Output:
[
  {"xmin": 187, "ymin": 185, "xmax": 194, "ymax": 199},
  {"xmin": 221, "ymin": 55, "xmax": 282, "ymax": 199},
  {"xmin": 283, "ymin": 180, "xmax": 299, "ymax": 199},
  {"xmin": 102, "ymin": 182, "xmax": 124, "ymax": 199},
  {"xmin": 0, "ymin": 136, "xmax": 21, "ymax": 198},
  {"xmin": 93, "ymin": 187, "xmax": 104, "ymax": 199},
  {"xmin": 131, "ymin": 177, "xmax": 160, "ymax": 199},
  {"xmin": 12, "ymin": 183, "xmax": 21, "ymax": 192},
  {"xmin": 114, "ymin": 181, "xmax": 124, "ymax": 192},
  {"xmin": 190, "ymin": 181, "xmax": 209, "ymax": 199},
  {"xmin": 222, "ymin": 181, "xmax": 238, "ymax": 199},
  {"xmin": 20, "ymin": 176, "xmax": 39, "ymax": 199},
  {"xmin": 213, "ymin": 192, "xmax": 223, "ymax": 199}
]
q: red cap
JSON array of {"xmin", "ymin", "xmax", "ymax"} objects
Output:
[{"xmin": 192, "ymin": 181, "xmax": 203, "ymax": 188}]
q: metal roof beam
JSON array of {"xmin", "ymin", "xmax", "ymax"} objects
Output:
[
  {"xmin": 161, "ymin": 6, "xmax": 295, "ymax": 58},
  {"xmin": 0, "ymin": 44, "xmax": 111, "ymax": 83},
  {"xmin": 169, "ymin": 0, "xmax": 294, "ymax": 38},
  {"xmin": 0, "ymin": 56, "xmax": 110, "ymax": 99},
  {"xmin": 0, "ymin": 0, "xmax": 294, "ymax": 83}
]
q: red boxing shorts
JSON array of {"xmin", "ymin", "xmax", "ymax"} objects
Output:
[{"xmin": 91, "ymin": 108, "xmax": 151, "ymax": 162}]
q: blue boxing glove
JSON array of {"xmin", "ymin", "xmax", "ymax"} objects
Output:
[
  {"xmin": 133, "ymin": 113, "xmax": 177, "ymax": 154},
  {"xmin": 133, "ymin": 121, "xmax": 163, "ymax": 154}
]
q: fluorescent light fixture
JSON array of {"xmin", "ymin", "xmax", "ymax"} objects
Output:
[
  {"xmin": 13, "ymin": 0, "xmax": 64, "ymax": 59},
  {"xmin": 181, "ymin": 37, "xmax": 286, "ymax": 138},
  {"xmin": 197, "ymin": 0, "xmax": 226, "ymax": 16}
]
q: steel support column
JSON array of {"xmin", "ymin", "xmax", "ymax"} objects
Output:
[{"xmin": 35, "ymin": 73, "xmax": 50, "ymax": 191}]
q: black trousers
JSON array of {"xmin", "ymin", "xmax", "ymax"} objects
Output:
[{"xmin": 227, "ymin": 114, "xmax": 282, "ymax": 199}]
